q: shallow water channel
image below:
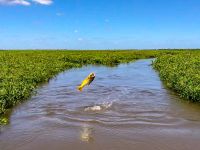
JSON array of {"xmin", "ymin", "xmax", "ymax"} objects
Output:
[{"xmin": 1, "ymin": 59, "xmax": 200, "ymax": 150}]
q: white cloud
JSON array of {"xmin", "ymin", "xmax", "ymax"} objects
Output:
[
  {"xmin": 32, "ymin": 0, "xmax": 52, "ymax": 5},
  {"xmin": 0, "ymin": 0, "xmax": 53, "ymax": 5},
  {"xmin": 56, "ymin": 12, "xmax": 64, "ymax": 16},
  {"xmin": 0, "ymin": 0, "xmax": 31, "ymax": 5},
  {"xmin": 78, "ymin": 38, "xmax": 83, "ymax": 41}
]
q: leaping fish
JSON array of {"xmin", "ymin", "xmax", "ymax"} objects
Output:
[{"xmin": 77, "ymin": 72, "xmax": 95, "ymax": 91}]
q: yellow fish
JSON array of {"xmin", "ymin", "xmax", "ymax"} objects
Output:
[{"xmin": 77, "ymin": 72, "xmax": 95, "ymax": 91}]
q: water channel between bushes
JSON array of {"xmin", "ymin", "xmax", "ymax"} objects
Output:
[{"xmin": 1, "ymin": 59, "xmax": 200, "ymax": 150}]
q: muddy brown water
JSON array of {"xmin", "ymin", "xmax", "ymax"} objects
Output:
[{"xmin": 1, "ymin": 59, "xmax": 200, "ymax": 150}]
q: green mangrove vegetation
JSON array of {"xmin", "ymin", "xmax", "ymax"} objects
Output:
[{"xmin": 153, "ymin": 51, "xmax": 200, "ymax": 102}]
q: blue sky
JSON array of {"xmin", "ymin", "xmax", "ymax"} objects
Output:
[{"xmin": 0, "ymin": 0, "xmax": 200, "ymax": 49}]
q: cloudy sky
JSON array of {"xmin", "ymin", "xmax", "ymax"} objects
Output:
[{"xmin": 0, "ymin": 0, "xmax": 200, "ymax": 49}]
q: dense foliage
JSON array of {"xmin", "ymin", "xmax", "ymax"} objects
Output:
[{"xmin": 153, "ymin": 51, "xmax": 200, "ymax": 102}]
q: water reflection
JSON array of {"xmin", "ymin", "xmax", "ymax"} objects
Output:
[{"xmin": 80, "ymin": 124, "xmax": 94, "ymax": 142}]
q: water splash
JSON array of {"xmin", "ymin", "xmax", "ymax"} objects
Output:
[{"xmin": 84, "ymin": 101, "xmax": 113, "ymax": 112}]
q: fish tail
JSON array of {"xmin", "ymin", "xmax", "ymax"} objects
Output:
[{"xmin": 77, "ymin": 86, "xmax": 83, "ymax": 91}]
